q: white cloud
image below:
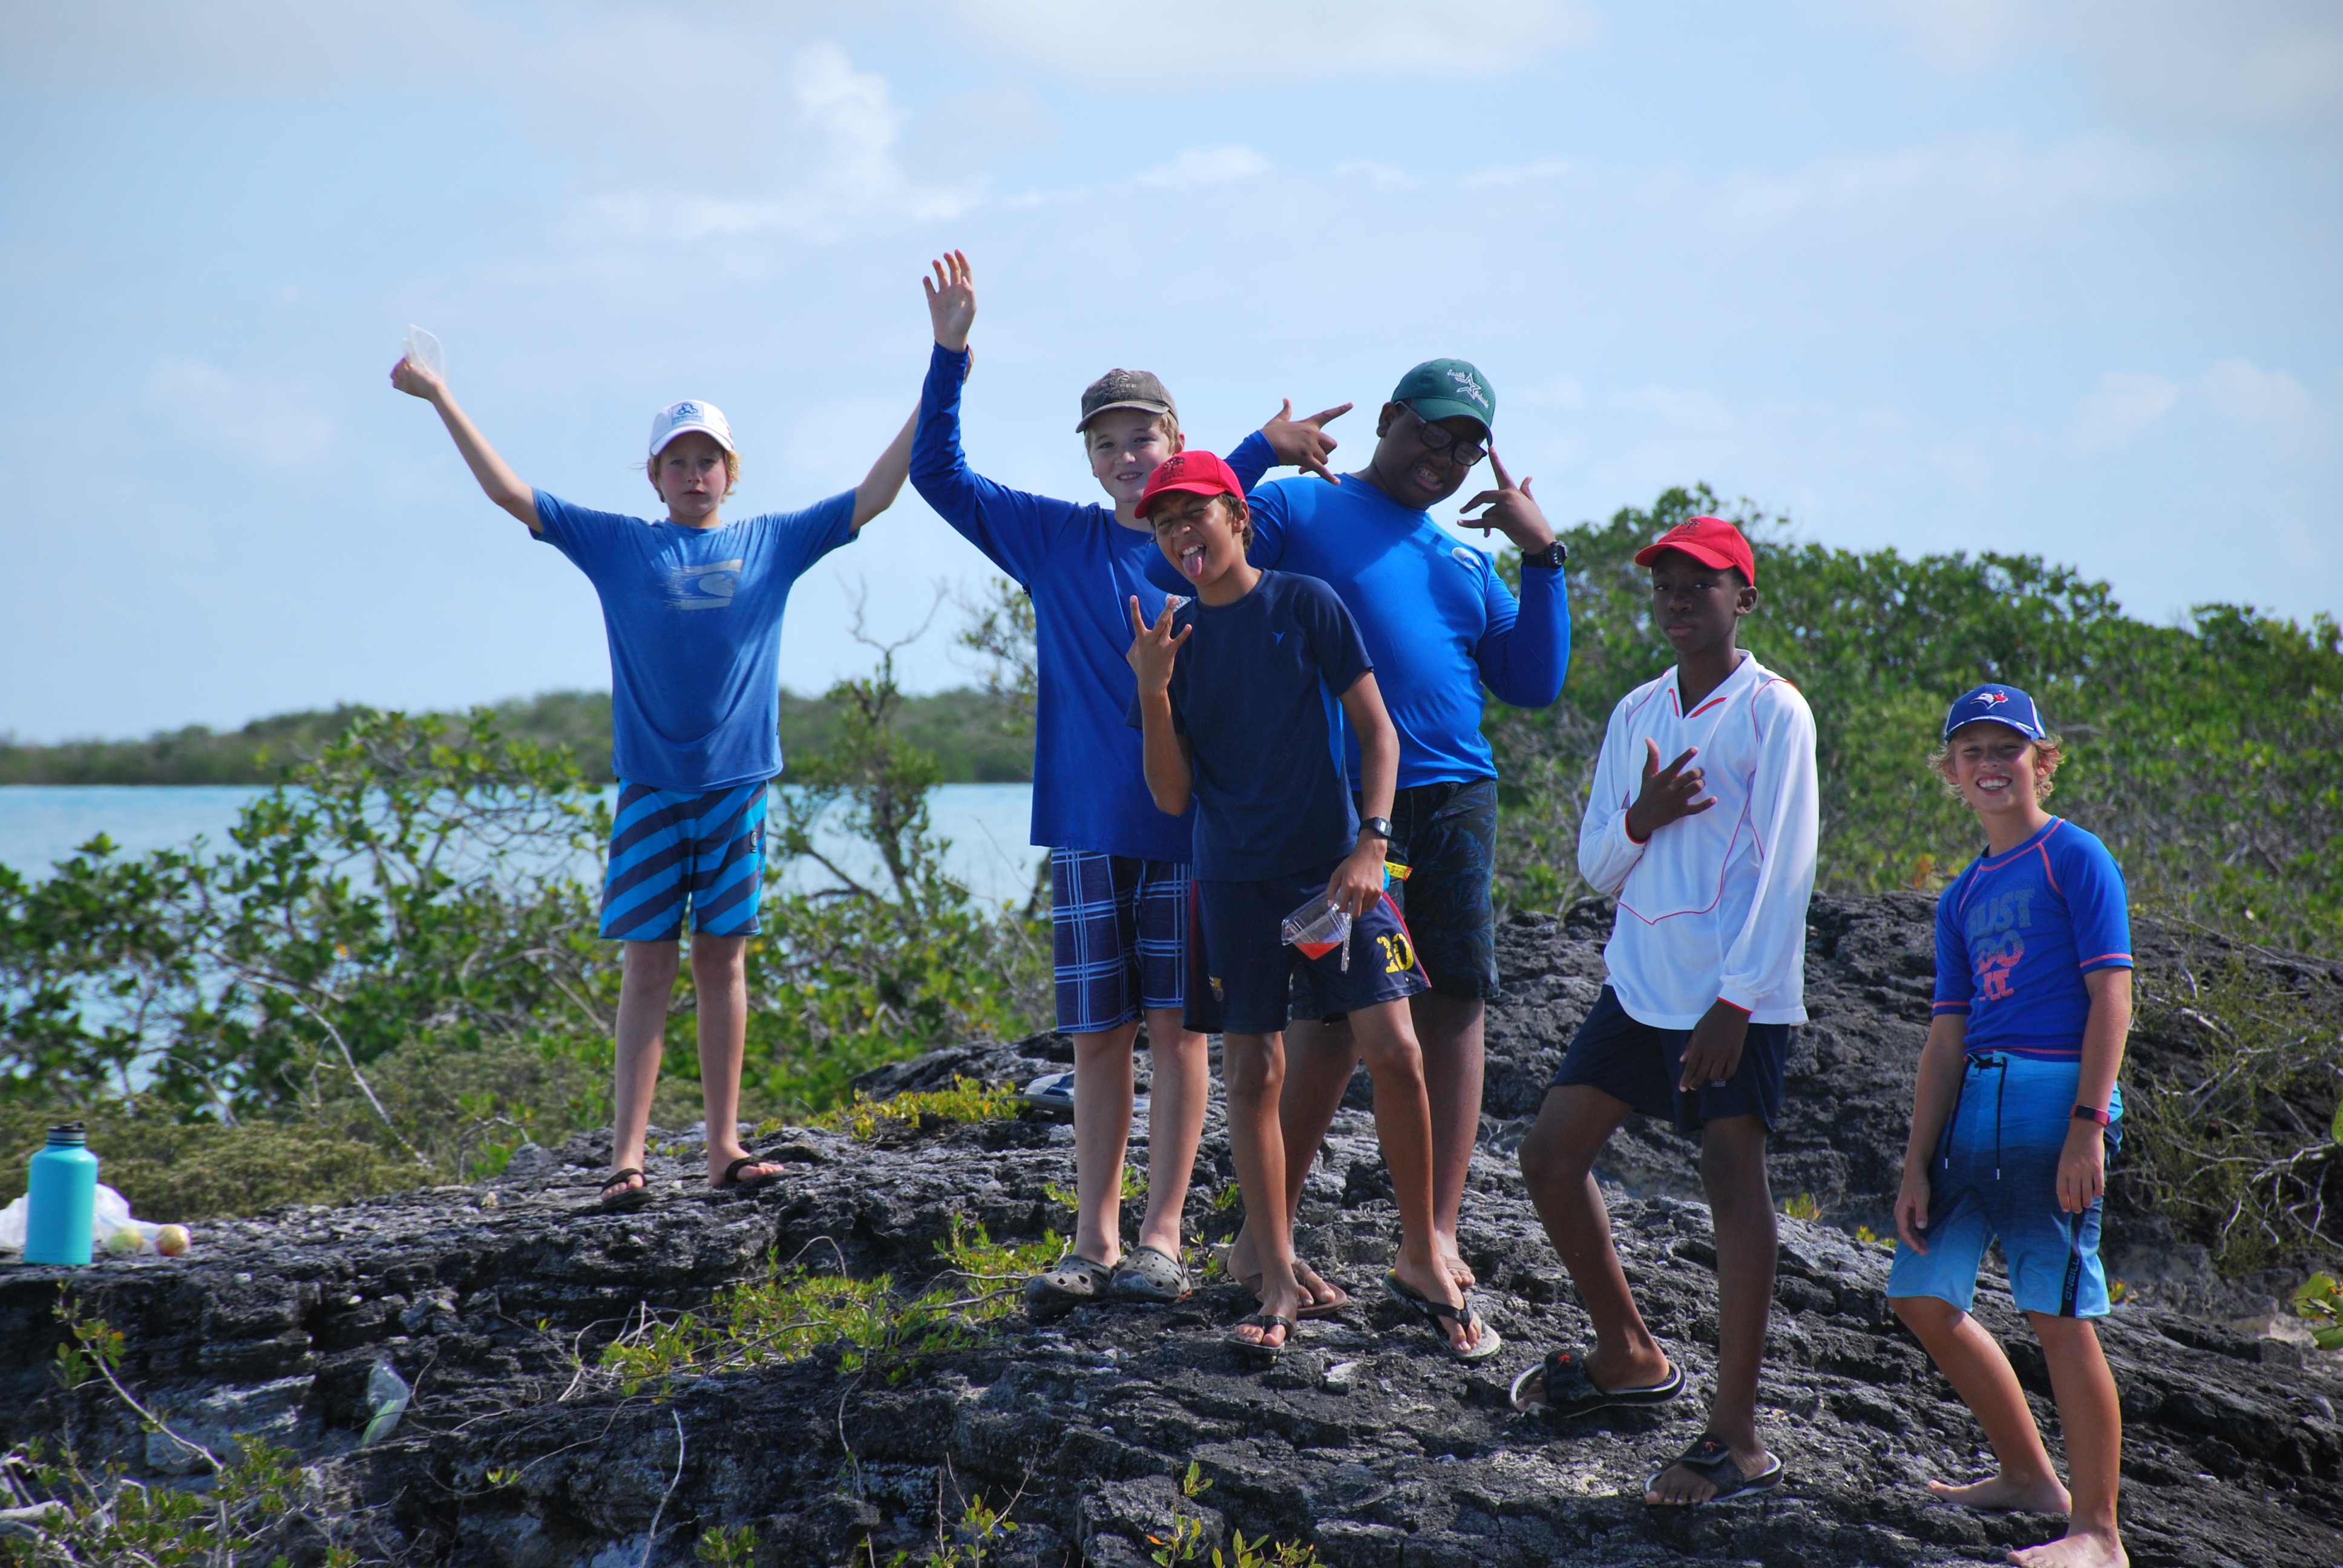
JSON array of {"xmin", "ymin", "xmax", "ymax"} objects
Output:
[
  {"xmin": 1139, "ymin": 146, "xmax": 1271, "ymax": 189},
  {"xmin": 946, "ymin": 0, "xmax": 1598, "ymax": 81},
  {"xmin": 2201, "ymin": 357, "xmax": 2319, "ymax": 435},
  {"xmin": 2068, "ymin": 372, "xmax": 2179, "ymax": 456},
  {"xmin": 1855, "ymin": 0, "xmax": 2343, "ymax": 132},
  {"xmin": 146, "ymin": 358, "xmax": 333, "ymax": 467}
]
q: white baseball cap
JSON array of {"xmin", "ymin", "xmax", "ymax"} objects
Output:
[{"xmin": 647, "ymin": 399, "xmax": 735, "ymax": 458}]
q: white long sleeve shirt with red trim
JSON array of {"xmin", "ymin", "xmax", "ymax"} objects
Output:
[{"xmin": 1577, "ymin": 653, "xmax": 1819, "ymax": 1028}]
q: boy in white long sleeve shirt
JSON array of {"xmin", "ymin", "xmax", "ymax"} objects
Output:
[{"xmin": 1512, "ymin": 515, "xmax": 1818, "ymax": 1508}]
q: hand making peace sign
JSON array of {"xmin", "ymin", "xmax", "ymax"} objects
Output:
[
  {"xmin": 1126, "ymin": 594, "xmax": 1192, "ymax": 697},
  {"xmin": 1457, "ymin": 449, "xmax": 1557, "ymax": 553}
]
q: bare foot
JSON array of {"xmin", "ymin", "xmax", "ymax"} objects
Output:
[
  {"xmin": 1231, "ymin": 1234, "xmax": 1346, "ymax": 1313},
  {"xmin": 1645, "ymin": 1439, "xmax": 1774, "ymax": 1506},
  {"xmin": 1435, "ymin": 1233, "xmax": 1475, "ymax": 1291},
  {"xmin": 1926, "ymin": 1471, "xmax": 2069, "ymax": 1514},
  {"xmin": 1291, "ymin": 1259, "xmax": 1349, "ymax": 1312},
  {"xmin": 2008, "ymin": 1529, "xmax": 2126, "ymax": 1568},
  {"xmin": 1391, "ymin": 1252, "xmax": 1480, "ymax": 1354}
]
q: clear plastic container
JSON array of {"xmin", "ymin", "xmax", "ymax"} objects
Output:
[
  {"xmin": 1280, "ymin": 896, "xmax": 1351, "ymax": 968},
  {"xmin": 402, "ymin": 324, "xmax": 445, "ymax": 380}
]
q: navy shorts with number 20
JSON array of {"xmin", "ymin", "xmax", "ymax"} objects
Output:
[{"xmin": 1187, "ymin": 858, "xmax": 1428, "ymax": 1035}]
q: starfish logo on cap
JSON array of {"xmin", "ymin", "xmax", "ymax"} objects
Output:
[{"xmin": 1446, "ymin": 369, "xmax": 1489, "ymax": 408}]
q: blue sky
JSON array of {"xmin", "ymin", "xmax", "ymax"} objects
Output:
[{"xmin": 2, "ymin": 1, "xmax": 2338, "ymax": 741}]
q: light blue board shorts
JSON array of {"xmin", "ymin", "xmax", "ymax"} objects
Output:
[{"xmin": 1888, "ymin": 1053, "xmax": 2124, "ymax": 1319}]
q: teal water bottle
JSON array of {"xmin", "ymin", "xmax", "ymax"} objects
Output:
[{"xmin": 24, "ymin": 1123, "xmax": 98, "ymax": 1266}]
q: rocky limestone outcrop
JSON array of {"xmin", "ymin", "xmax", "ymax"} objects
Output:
[{"xmin": 2, "ymin": 896, "xmax": 2338, "ymax": 1566}]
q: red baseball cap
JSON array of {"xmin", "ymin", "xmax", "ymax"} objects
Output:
[
  {"xmin": 1135, "ymin": 449, "xmax": 1245, "ymax": 520},
  {"xmin": 1633, "ymin": 515, "xmax": 1756, "ymax": 584}
]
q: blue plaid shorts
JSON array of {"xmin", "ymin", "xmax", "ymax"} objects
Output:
[
  {"xmin": 1049, "ymin": 849, "xmax": 1190, "ymax": 1034},
  {"xmin": 599, "ymin": 780, "xmax": 768, "ymax": 941}
]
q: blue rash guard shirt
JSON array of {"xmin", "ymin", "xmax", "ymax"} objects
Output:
[
  {"xmin": 1145, "ymin": 471, "xmax": 1569, "ymax": 788},
  {"xmin": 911, "ymin": 343, "xmax": 1274, "ymax": 861},
  {"xmin": 1128, "ymin": 571, "xmax": 1372, "ymax": 881},
  {"xmin": 535, "ymin": 489, "xmax": 857, "ymax": 791},
  {"xmin": 1932, "ymin": 817, "xmax": 2134, "ymax": 1061}
]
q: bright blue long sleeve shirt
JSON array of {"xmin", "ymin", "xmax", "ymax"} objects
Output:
[
  {"xmin": 911, "ymin": 344, "xmax": 1274, "ymax": 860},
  {"xmin": 1145, "ymin": 470, "xmax": 1570, "ymax": 787}
]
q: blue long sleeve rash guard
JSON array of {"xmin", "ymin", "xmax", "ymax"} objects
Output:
[
  {"xmin": 911, "ymin": 343, "xmax": 1274, "ymax": 860},
  {"xmin": 1145, "ymin": 470, "xmax": 1570, "ymax": 787}
]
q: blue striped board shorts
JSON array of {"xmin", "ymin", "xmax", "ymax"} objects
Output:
[
  {"xmin": 1888, "ymin": 1052, "xmax": 2125, "ymax": 1319},
  {"xmin": 1049, "ymin": 849, "xmax": 1190, "ymax": 1035},
  {"xmin": 598, "ymin": 780, "xmax": 769, "ymax": 942}
]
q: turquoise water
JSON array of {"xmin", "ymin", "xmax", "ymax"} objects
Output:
[{"xmin": 0, "ymin": 783, "xmax": 1045, "ymax": 908}]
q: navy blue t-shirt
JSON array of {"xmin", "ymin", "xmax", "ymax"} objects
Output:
[
  {"xmin": 1932, "ymin": 817, "xmax": 2134, "ymax": 1060},
  {"xmin": 1128, "ymin": 571, "xmax": 1372, "ymax": 881},
  {"xmin": 535, "ymin": 489, "xmax": 856, "ymax": 790}
]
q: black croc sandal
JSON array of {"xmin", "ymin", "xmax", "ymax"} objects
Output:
[
  {"xmin": 598, "ymin": 1168, "xmax": 649, "ymax": 1208},
  {"xmin": 1643, "ymin": 1432, "xmax": 1785, "ymax": 1506},
  {"xmin": 1225, "ymin": 1313, "xmax": 1296, "ymax": 1365},
  {"xmin": 1509, "ymin": 1345, "xmax": 1686, "ymax": 1417},
  {"xmin": 1024, "ymin": 1255, "xmax": 1115, "ymax": 1321},
  {"xmin": 714, "ymin": 1155, "xmax": 784, "ymax": 1192},
  {"xmin": 1381, "ymin": 1273, "xmax": 1504, "ymax": 1363}
]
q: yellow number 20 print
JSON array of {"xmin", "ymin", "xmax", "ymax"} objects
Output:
[{"xmin": 1376, "ymin": 932, "xmax": 1415, "ymax": 975}]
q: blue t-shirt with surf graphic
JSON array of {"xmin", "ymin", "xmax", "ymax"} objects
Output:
[{"xmin": 1932, "ymin": 817, "xmax": 2132, "ymax": 1060}]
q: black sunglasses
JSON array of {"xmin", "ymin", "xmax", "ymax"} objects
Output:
[{"xmin": 1403, "ymin": 405, "xmax": 1487, "ymax": 468}]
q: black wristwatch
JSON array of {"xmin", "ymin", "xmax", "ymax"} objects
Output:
[
  {"xmin": 1521, "ymin": 540, "xmax": 1567, "ymax": 570},
  {"xmin": 1357, "ymin": 816, "xmax": 1394, "ymax": 842}
]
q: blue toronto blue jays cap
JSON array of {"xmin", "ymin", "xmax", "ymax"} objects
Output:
[{"xmin": 1942, "ymin": 684, "xmax": 2048, "ymax": 742}]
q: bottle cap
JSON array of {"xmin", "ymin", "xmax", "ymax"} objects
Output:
[{"xmin": 45, "ymin": 1122, "xmax": 87, "ymax": 1146}]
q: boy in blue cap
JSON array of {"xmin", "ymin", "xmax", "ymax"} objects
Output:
[
  {"xmin": 1889, "ymin": 684, "xmax": 2131, "ymax": 1568},
  {"xmin": 1127, "ymin": 449, "xmax": 1496, "ymax": 1363}
]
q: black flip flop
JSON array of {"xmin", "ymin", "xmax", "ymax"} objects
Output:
[
  {"xmin": 1225, "ymin": 1313, "xmax": 1297, "ymax": 1365},
  {"xmin": 1509, "ymin": 1345, "xmax": 1686, "ymax": 1417},
  {"xmin": 598, "ymin": 1168, "xmax": 649, "ymax": 1208},
  {"xmin": 1643, "ymin": 1432, "xmax": 1784, "ymax": 1506},
  {"xmin": 1381, "ymin": 1273, "xmax": 1504, "ymax": 1364},
  {"xmin": 713, "ymin": 1155, "xmax": 784, "ymax": 1192}
]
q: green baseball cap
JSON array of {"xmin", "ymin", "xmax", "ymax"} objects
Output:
[{"xmin": 1390, "ymin": 358, "xmax": 1495, "ymax": 433}]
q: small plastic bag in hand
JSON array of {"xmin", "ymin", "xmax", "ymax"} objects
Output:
[
  {"xmin": 402, "ymin": 325, "xmax": 445, "ymax": 379},
  {"xmin": 1280, "ymin": 896, "xmax": 1350, "ymax": 962}
]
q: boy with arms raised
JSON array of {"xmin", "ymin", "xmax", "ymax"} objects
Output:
[
  {"xmin": 390, "ymin": 353, "xmax": 917, "ymax": 1203},
  {"xmin": 911, "ymin": 252, "xmax": 1349, "ymax": 1315},
  {"xmin": 1126, "ymin": 452, "xmax": 1495, "ymax": 1361},
  {"xmin": 1889, "ymin": 686, "xmax": 2131, "ymax": 1568},
  {"xmin": 1512, "ymin": 517, "xmax": 1817, "ymax": 1506}
]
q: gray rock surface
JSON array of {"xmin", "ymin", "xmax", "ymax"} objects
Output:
[{"xmin": 2, "ymin": 896, "xmax": 2338, "ymax": 1566}]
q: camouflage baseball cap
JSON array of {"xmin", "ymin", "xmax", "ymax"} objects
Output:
[
  {"xmin": 1391, "ymin": 358, "xmax": 1495, "ymax": 434},
  {"xmin": 1077, "ymin": 368, "xmax": 1178, "ymax": 433}
]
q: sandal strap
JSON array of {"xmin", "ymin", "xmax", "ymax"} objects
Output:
[{"xmin": 600, "ymin": 1167, "xmax": 644, "ymax": 1191}]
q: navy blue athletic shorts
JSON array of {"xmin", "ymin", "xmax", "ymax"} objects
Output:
[
  {"xmin": 1187, "ymin": 859, "xmax": 1429, "ymax": 1036},
  {"xmin": 1549, "ymin": 985, "xmax": 1794, "ymax": 1132},
  {"xmin": 1048, "ymin": 849, "xmax": 1189, "ymax": 1035},
  {"xmin": 1289, "ymin": 778, "xmax": 1499, "ymax": 1021},
  {"xmin": 599, "ymin": 780, "xmax": 768, "ymax": 941}
]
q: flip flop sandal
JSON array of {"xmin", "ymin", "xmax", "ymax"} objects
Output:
[
  {"xmin": 1643, "ymin": 1433, "xmax": 1785, "ymax": 1506},
  {"xmin": 1509, "ymin": 1345, "xmax": 1686, "ymax": 1417},
  {"xmin": 1024, "ymin": 1254, "xmax": 1115, "ymax": 1321},
  {"xmin": 597, "ymin": 1168, "xmax": 649, "ymax": 1209},
  {"xmin": 1109, "ymin": 1244, "xmax": 1191, "ymax": 1303},
  {"xmin": 713, "ymin": 1155, "xmax": 784, "ymax": 1192},
  {"xmin": 1381, "ymin": 1273, "xmax": 1504, "ymax": 1364},
  {"xmin": 1224, "ymin": 1313, "xmax": 1297, "ymax": 1365},
  {"xmin": 1237, "ymin": 1261, "xmax": 1352, "ymax": 1320}
]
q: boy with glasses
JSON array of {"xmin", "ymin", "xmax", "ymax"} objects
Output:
[{"xmin": 1155, "ymin": 361, "xmax": 1571, "ymax": 1318}]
